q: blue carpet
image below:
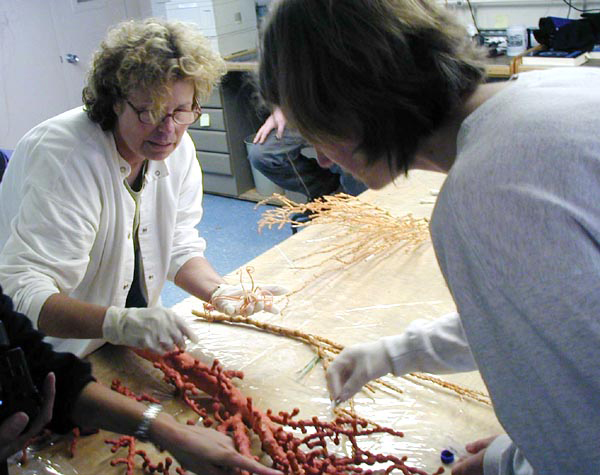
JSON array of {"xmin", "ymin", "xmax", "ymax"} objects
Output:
[{"xmin": 161, "ymin": 193, "xmax": 291, "ymax": 307}]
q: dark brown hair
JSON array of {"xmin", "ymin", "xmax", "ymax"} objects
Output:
[{"xmin": 258, "ymin": 0, "xmax": 486, "ymax": 174}]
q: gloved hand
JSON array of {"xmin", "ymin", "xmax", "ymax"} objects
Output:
[
  {"xmin": 326, "ymin": 339, "xmax": 393, "ymax": 404},
  {"xmin": 209, "ymin": 283, "xmax": 288, "ymax": 317},
  {"xmin": 102, "ymin": 306, "xmax": 199, "ymax": 353}
]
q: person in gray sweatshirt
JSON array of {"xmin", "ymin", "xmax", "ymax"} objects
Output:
[{"xmin": 257, "ymin": 0, "xmax": 600, "ymax": 473}]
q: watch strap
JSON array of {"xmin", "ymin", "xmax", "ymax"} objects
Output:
[{"xmin": 133, "ymin": 403, "xmax": 163, "ymax": 442}]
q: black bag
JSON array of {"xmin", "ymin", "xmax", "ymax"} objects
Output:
[
  {"xmin": 0, "ymin": 150, "xmax": 8, "ymax": 183},
  {"xmin": 0, "ymin": 322, "xmax": 42, "ymax": 428},
  {"xmin": 534, "ymin": 13, "xmax": 600, "ymax": 51}
]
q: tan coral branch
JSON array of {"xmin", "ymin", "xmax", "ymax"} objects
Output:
[{"xmin": 192, "ymin": 310, "xmax": 490, "ymax": 406}]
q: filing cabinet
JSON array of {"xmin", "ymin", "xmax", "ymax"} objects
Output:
[{"xmin": 188, "ymin": 72, "xmax": 259, "ymax": 197}]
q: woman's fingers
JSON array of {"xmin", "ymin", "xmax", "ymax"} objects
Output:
[{"xmin": 0, "ymin": 412, "xmax": 29, "ymax": 444}]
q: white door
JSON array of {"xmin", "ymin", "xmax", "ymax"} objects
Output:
[
  {"xmin": 0, "ymin": 0, "xmax": 136, "ymax": 149},
  {"xmin": 0, "ymin": 1, "xmax": 67, "ymax": 149},
  {"xmin": 50, "ymin": 0, "xmax": 130, "ymax": 108}
]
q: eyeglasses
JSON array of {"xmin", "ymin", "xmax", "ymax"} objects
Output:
[{"xmin": 126, "ymin": 100, "xmax": 201, "ymax": 125}]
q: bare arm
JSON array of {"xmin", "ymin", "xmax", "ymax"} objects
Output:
[
  {"xmin": 40, "ymin": 293, "xmax": 197, "ymax": 355},
  {"xmin": 71, "ymin": 382, "xmax": 281, "ymax": 475},
  {"xmin": 174, "ymin": 256, "xmax": 225, "ymax": 303},
  {"xmin": 38, "ymin": 293, "xmax": 106, "ymax": 338},
  {"xmin": 38, "ymin": 256, "xmax": 229, "ymax": 340},
  {"xmin": 71, "ymin": 381, "xmax": 146, "ymax": 435}
]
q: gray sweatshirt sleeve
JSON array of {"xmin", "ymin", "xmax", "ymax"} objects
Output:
[
  {"xmin": 381, "ymin": 313, "xmax": 537, "ymax": 475},
  {"xmin": 382, "ymin": 312, "xmax": 477, "ymax": 375}
]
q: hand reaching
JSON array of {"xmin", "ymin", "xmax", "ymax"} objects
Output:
[
  {"xmin": 209, "ymin": 283, "xmax": 288, "ymax": 317},
  {"xmin": 326, "ymin": 340, "xmax": 393, "ymax": 404},
  {"xmin": 156, "ymin": 416, "xmax": 282, "ymax": 475},
  {"xmin": 253, "ymin": 107, "xmax": 287, "ymax": 144},
  {"xmin": 451, "ymin": 436, "xmax": 498, "ymax": 475},
  {"xmin": 102, "ymin": 306, "xmax": 199, "ymax": 353}
]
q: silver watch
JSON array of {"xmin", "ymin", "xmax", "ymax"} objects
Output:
[{"xmin": 133, "ymin": 403, "xmax": 163, "ymax": 442}]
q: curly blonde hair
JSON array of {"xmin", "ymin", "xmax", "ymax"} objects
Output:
[{"xmin": 83, "ymin": 18, "xmax": 226, "ymax": 130}]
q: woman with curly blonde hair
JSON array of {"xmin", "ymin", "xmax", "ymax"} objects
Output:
[
  {"xmin": 0, "ymin": 18, "xmax": 285, "ymax": 362},
  {"xmin": 83, "ymin": 18, "xmax": 225, "ymax": 130}
]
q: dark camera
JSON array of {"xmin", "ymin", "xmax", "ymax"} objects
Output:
[{"xmin": 0, "ymin": 321, "xmax": 42, "ymax": 427}]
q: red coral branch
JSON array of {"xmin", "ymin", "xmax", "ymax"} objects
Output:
[
  {"xmin": 112, "ymin": 379, "xmax": 161, "ymax": 404},
  {"xmin": 131, "ymin": 349, "xmax": 443, "ymax": 475},
  {"xmin": 105, "ymin": 435, "xmax": 180, "ymax": 475}
]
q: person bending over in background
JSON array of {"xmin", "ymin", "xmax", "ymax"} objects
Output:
[
  {"xmin": 258, "ymin": 0, "xmax": 600, "ymax": 474},
  {"xmin": 0, "ymin": 18, "xmax": 286, "ymax": 359},
  {"xmin": 0, "ymin": 286, "xmax": 280, "ymax": 475},
  {"xmin": 248, "ymin": 106, "xmax": 367, "ymax": 201}
]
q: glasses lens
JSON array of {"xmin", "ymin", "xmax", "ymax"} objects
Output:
[
  {"xmin": 139, "ymin": 110, "xmax": 155, "ymax": 125},
  {"xmin": 173, "ymin": 110, "xmax": 200, "ymax": 125}
]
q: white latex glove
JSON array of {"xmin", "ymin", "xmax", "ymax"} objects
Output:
[
  {"xmin": 102, "ymin": 306, "xmax": 199, "ymax": 353},
  {"xmin": 326, "ymin": 339, "xmax": 393, "ymax": 404},
  {"xmin": 209, "ymin": 283, "xmax": 288, "ymax": 316}
]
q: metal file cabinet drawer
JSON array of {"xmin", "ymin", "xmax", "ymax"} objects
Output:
[
  {"xmin": 185, "ymin": 72, "xmax": 259, "ymax": 197},
  {"xmin": 202, "ymin": 173, "xmax": 239, "ymax": 196},
  {"xmin": 203, "ymin": 87, "xmax": 222, "ymax": 108},
  {"xmin": 197, "ymin": 151, "xmax": 232, "ymax": 176},
  {"xmin": 190, "ymin": 108, "xmax": 225, "ymax": 131},
  {"xmin": 188, "ymin": 129, "xmax": 229, "ymax": 154}
]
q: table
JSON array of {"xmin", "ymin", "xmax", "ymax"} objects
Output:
[
  {"xmin": 11, "ymin": 170, "xmax": 503, "ymax": 475},
  {"xmin": 484, "ymin": 54, "xmax": 514, "ymax": 78},
  {"xmin": 226, "ymin": 53, "xmax": 514, "ymax": 78},
  {"xmin": 512, "ymin": 46, "xmax": 600, "ymax": 73}
]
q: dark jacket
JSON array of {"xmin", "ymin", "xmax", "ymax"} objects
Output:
[{"xmin": 0, "ymin": 286, "xmax": 94, "ymax": 433}]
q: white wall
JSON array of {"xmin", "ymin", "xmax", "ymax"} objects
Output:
[
  {"xmin": 0, "ymin": 0, "xmax": 148, "ymax": 149},
  {"xmin": 1, "ymin": 0, "xmax": 598, "ymax": 150},
  {"xmin": 0, "ymin": 1, "xmax": 66, "ymax": 150}
]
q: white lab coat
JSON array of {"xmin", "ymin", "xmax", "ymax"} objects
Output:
[{"xmin": 0, "ymin": 107, "xmax": 207, "ymax": 356}]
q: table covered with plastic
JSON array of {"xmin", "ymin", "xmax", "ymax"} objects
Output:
[{"xmin": 10, "ymin": 170, "xmax": 502, "ymax": 475}]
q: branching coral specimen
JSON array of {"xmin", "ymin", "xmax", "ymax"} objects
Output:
[
  {"xmin": 207, "ymin": 266, "xmax": 276, "ymax": 316},
  {"xmin": 105, "ymin": 435, "xmax": 184, "ymax": 475},
  {"xmin": 111, "ymin": 379, "xmax": 161, "ymax": 404},
  {"xmin": 255, "ymin": 196, "xmax": 490, "ymax": 404},
  {"xmin": 133, "ymin": 349, "xmax": 445, "ymax": 475},
  {"xmin": 257, "ymin": 193, "xmax": 430, "ymax": 269},
  {"xmin": 256, "ymin": 193, "xmax": 431, "ymax": 307}
]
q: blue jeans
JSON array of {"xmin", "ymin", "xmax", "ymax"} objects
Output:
[{"xmin": 247, "ymin": 128, "xmax": 366, "ymax": 200}]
